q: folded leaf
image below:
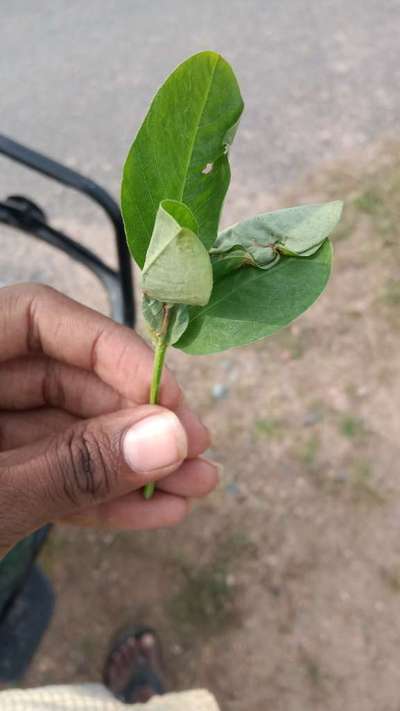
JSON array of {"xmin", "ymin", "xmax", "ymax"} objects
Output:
[
  {"xmin": 210, "ymin": 247, "xmax": 251, "ymax": 281},
  {"xmin": 142, "ymin": 199, "xmax": 212, "ymax": 306},
  {"xmin": 175, "ymin": 241, "xmax": 332, "ymax": 354},
  {"xmin": 211, "ymin": 201, "xmax": 342, "ymax": 270},
  {"xmin": 142, "ymin": 296, "xmax": 190, "ymax": 345},
  {"xmin": 121, "ymin": 51, "xmax": 244, "ymax": 267}
]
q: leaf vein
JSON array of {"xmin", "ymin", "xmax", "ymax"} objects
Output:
[{"xmin": 180, "ymin": 56, "xmax": 220, "ymax": 202}]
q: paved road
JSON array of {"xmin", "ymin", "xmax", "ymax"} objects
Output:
[{"xmin": 1, "ymin": 0, "xmax": 399, "ymax": 290}]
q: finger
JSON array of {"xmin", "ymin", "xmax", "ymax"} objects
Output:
[
  {"xmin": 0, "ymin": 404, "xmax": 216, "ymax": 497},
  {"xmin": 156, "ymin": 458, "xmax": 219, "ymax": 497},
  {"xmin": 0, "ymin": 397, "xmax": 209, "ymax": 460},
  {"xmin": 0, "ymin": 284, "xmax": 210, "ymax": 455},
  {"xmin": 174, "ymin": 399, "xmax": 211, "ymax": 458},
  {"xmin": 0, "ymin": 284, "xmax": 179, "ymax": 406},
  {"xmin": 0, "ymin": 408, "xmax": 216, "ymax": 505},
  {"xmin": 0, "ymin": 408, "xmax": 77, "ymax": 450},
  {"xmin": 0, "ymin": 406, "xmax": 188, "ymax": 552},
  {"xmin": 61, "ymin": 491, "xmax": 190, "ymax": 530},
  {"xmin": 61, "ymin": 459, "xmax": 219, "ymax": 530},
  {"xmin": 0, "ymin": 404, "xmax": 217, "ymax": 496},
  {"xmin": 0, "ymin": 356, "xmax": 128, "ymax": 416}
]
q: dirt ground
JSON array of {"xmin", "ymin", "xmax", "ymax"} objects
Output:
[{"xmin": 18, "ymin": 140, "xmax": 400, "ymax": 710}]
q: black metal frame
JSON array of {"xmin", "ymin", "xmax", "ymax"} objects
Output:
[
  {"xmin": 0, "ymin": 134, "xmax": 135, "ymax": 327},
  {"xmin": 0, "ymin": 135, "xmax": 135, "ymax": 629}
]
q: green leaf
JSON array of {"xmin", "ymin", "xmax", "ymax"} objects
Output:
[
  {"xmin": 142, "ymin": 296, "xmax": 189, "ymax": 345},
  {"xmin": 210, "ymin": 247, "xmax": 250, "ymax": 281},
  {"xmin": 142, "ymin": 199, "xmax": 212, "ymax": 306},
  {"xmin": 211, "ymin": 201, "xmax": 343, "ymax": 269},
  {"xmin": 121, "ymin": 51, "xmax": 244, "ymax": 267},
  {"xmin": 175, "ymin": 241, "xmax": 332, "ymax": 354}
]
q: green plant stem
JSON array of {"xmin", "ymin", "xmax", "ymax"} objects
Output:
[
  {"xmin": 143, "ymin": 307, "xmax": 169, "ymax": 499},
  {"xmin": 149, "ymin": 338, "xmax": 168, "ymax": 406}
]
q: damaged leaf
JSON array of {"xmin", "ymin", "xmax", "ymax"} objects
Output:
[
  {"xmin": 142, "ymin": 297, "xmax": 189, "ymax": 345},
  {"xmin": 142, "ymin": 199, "xmax": 212, "ymax": 306},
  {"xmin": 210, "ymin": 201, "xmax": 343, "ymax": 273},
  {"xmin": 121, "ymin": 50, "xmax": 244, "ymax": 268},
  {"xmin": 176, "ymin": 240, "xmax": 333, "ymax": 354}
]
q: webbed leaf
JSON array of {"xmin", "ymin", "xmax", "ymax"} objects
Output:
[
  {"xmin": 211, "ymin": 201, "xmax": 342, "ymax": 271},
  {"xmin": 210, "ymin": 247, "xmax": 250, "ymax": 281},
  {"xmin": 121, "ymin": 51, "xmax": 244, "ymax": 268},
  {"xmin": 175, "ymin": 241, "xmax": 332, "ymax": 354},
  {"xmin": 142, "ymin": 199, "xmax": 212, "ymax": 306}
]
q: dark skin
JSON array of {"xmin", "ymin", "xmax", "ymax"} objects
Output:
[{"xmin": 0, "ymin": 284, "xmax": 218, "ymax": 559}]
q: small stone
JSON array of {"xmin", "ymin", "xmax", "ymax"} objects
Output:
[
  {"xmin": 221, "ymin": 359, "xmax": 234, "ymax": 370},
  {"xmin": 212, "ymin": 383, "xmax": 229, "ymax": 400},
  {"xmin": 225, "ymin": 481, "xmax": 240, "ymax": 496},
  {"xmin": 334, "ymin": 469, "xmax": 349, "ymax": 483},
  {"xmin": 303, "ymin": 410, "xmax": 322, "ymax": 426}
]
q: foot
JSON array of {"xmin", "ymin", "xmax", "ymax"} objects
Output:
[{"xmin": 103, "ymin": 627, "xmax": 165, "ymax": 703}]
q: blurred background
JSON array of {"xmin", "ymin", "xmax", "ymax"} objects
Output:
[{"xmin": 1, "ymin": 2, "xmax": 400, "ymax": 709}]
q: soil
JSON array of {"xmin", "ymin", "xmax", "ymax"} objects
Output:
[{"xmin": 15, "ymin": 141, "xmax": 400, "ymax": 710}]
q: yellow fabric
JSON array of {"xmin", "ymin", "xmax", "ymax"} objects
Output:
[{"xmin": 0, "ymin": 684, "xmax": 220, "ymax": 711}]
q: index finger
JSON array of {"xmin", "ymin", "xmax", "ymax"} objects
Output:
[{"xmin": 0, "ymin": 283, "xmax": 179, "ymax": 408}]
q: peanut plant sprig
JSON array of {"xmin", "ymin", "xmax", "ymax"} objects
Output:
[{"xmin": 121, "ymin": 51, "xmax": 343, "ymax": 499}]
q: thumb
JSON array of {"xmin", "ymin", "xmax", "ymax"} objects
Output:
[{"xmin": 0, "ymin": 407, "xmax": 187, "ymax": 555}]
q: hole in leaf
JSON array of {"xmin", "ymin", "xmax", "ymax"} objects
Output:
[{"xmin": 202, "ymin": 162, "xmax": 214, "ymax": 175}]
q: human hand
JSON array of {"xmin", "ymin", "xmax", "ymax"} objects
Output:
[{"xmin": 0, "ymin": 284, "xmax": 218, "ymax": 558}]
